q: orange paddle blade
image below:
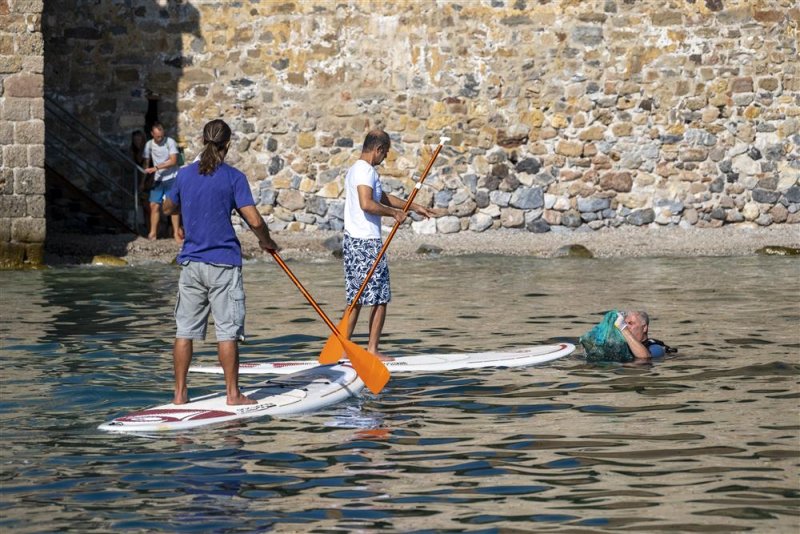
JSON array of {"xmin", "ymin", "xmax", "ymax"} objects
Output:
[
  {"xmin": 340, "ymin": 336, "xmax": 390, "ymax": 394},
  {"xmin": 318, "ymin": 313, "xmax": 350, "ymax": 364},
  {"xmin": 267, "ymin": 250, "xmax": 390, "ymax": 394}
]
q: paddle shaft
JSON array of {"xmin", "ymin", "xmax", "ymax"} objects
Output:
[
  {"xmin": 345, "ymin": 142, "xmax": 444, "ymax": 314},
  {"xmin": 268, "ymin": 250, "xmax": 341, "ymax": 336}
]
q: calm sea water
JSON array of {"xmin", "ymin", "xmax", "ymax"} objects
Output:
[{"xmin": 1, "ymin": 253, "xmax": 798, "ymax": 532}]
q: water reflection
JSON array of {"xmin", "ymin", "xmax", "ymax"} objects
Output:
[{"xmin": 0, "ymin": 255, "xmax": 798, "ymax": 531}]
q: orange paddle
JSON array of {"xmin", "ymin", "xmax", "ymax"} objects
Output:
[
  {"xmin": 267, "ymin": 250, "xmax": 390, "ymax": 394},
  {"xmin": 319, "ymin": 137, "xmax": 450, "ymax": 364}
]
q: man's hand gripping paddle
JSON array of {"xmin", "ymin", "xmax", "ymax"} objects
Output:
[
  {"xmin": 318, "ymin": 136, "xmax": 450, "ymax": 365},
  {"xmin": 267, "ymin": 250, "xmax": 390, "ymax": 394}
]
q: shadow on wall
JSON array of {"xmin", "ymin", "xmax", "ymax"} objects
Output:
[{"xmin": 42, "ymin": 1, "xmax": 201, "ymax": 250}]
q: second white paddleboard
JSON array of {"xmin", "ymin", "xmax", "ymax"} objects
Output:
[{"xmin": 189, "ymin": 343, "xmax": 575, "ymax": 375}]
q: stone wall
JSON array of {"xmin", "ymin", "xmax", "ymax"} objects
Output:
[
  {"xmin": 43, "ymin": 0, "xmax": 799, "ymax": 236},
  {"xmin": 1, "ymin": 0, "xmax": 45, "ymax": 268}
]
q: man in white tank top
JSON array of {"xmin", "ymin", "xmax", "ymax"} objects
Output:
[{"xmin": 342, "ymin": 129, "xmax": 435, "ymax": 359}]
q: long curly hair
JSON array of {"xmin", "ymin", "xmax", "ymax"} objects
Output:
[{"xmin": 198, "ymin": 119, "xmax": 232, "ymax": 175}]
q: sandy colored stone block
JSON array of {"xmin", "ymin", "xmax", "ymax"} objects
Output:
[
  {"xmin": 10, "ymin": 0, "xmax": 44, "ymax": 13},
  {"xmin": 14, "ymin": 119, "xmax": 43, "ymax": 144},
  {"xmin": 549, "ymin": 113, "xmax": 569, "ymax": 129},
  {"xmin": 11, "ymin": 216, "xmax": 45, "ymax": 242},
  {"xmin": 0, "ymin": 34, "xmax": 13, "ymax": 54},
  {"xmin": 426, "ymin": 114, "xmax": 457, "ymax": 130},
  {"xmin": 318, "ymin": 181, "xmax": 342, "ymax": 199},
  {"xmin": 1, "ymin": 97, "xmax": 32, "ymax": 121},
  {"xmin": 4, "ymin": 72, "xmax": 42, "ymax": 97},
  {"xmin": 297, "ymin": 131, "xmax": 315, "ymax": 149},
  {"xmin": 15, "ymin": 32, "xmax": 43, "ymax": 55},
  {"xmin": 277, "ymin": 189, "xmax": 305, "ymax": 211},
  {"xmin": 298, "ymin": 177, "xmax": 316, "ymax": 193},
  {"xmin": 730, "ymin": 77, "xmax": 754, "ymax": 93},
  {"xmin": 611, "ymin": 123, "xmax": 633, "ymax": 137},
  {"xmin": 600, "ymin": 171, "xmax": 633, "ymax": 192},
  {"xmin": 556, "ymin": 141, "xmax": 583, "ymax": 157},
  {"xmin": 0, "ymin": 121, "xmax": 12, "ymax": 144},
  {"xmin": 21, "ymin": 55, "xmax": 43, "ymax": 74},
  {"xmin": 0, "ymin": 54, "xmax": 22, "ymax": 74},
  {"xmin": 0, "ymin": 195, "xmax": 26, "ymax": 217},
  {"xmin": 579, "ymin": 125, "xmax": 605, "ymax": 141},
  {"xmin": 26, "ymin": 193, "xmax": 44, "ymax": 217},
  {"xmin": 14, "ymin": 167, "xmax": 44, "ymax": 194},
  {"xmin": 3, "ymin": 145, "xmax": 27, "ymax": 167}
]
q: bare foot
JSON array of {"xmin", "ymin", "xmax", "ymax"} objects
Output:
[
  {"xmin": 147, "ymin": 234, "xmax": 157, "ymax": 241},
  {"xmin": 173, "ymin": 389, "xmax": 188, "ymax": 405},
  {"xmin": 374, "ymin": 352, "xmax": 395, "ymax": 362},
  {"xmin": 227, "ymin": 393, "xmax": 257, "ymax": 406}
]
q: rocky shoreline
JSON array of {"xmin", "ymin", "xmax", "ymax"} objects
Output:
[{"xmin": 43, "ymin": 224, "xmax": 800, "ymax": 266}]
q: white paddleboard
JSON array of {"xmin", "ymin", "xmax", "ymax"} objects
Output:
[
  {"xmin": 99, "ymin": 364, "xmax": 363, "ymax": 433},
  {"xmin": 190, "ymin": 343, "xmax": 575, "ymax": 375}
]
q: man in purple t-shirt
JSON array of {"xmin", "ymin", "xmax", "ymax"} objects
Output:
[{"xmin": 164, "ymin": 119, "xmax": 278, "ymax": 406}]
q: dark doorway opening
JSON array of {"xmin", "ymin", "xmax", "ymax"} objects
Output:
[{"xmin": 145, "ymin": 96, "xmax": 159, "ymax": 137}]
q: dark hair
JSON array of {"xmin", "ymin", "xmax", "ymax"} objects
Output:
[
  {"xmin": 150, "ymin": 122, "xmax": 165, "ymax": 133},
  {"xmin": 362, "ymin": 129, "xmax": 390, "ymax": 152},
  {"xmin": 130, "ymin": 130, "xmax": 145, "ymax": 149},
  {"xmin": 198, "ymin": 119, "xmax": 232, "ymax": 175},
  {"xmin": 129, "ymin": 130, "xmax": 145, "ymax": 162}
]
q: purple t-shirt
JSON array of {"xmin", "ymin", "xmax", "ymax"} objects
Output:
[{"xmin": 168, "ymin": 161, "xmax": 255, "ymax": 266}]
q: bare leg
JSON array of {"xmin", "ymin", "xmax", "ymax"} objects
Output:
[
  {"xmin": 368, "ymin": 304, "xmax": 393, "ymax": 361},
  {"xmin": 346, "ymin": 303, "xmax": 361, "ymax": 341},
  {"xmin": 171, "ymin": 214, "xmax": 184, "ymax": 243},
  {"xmin": 148, "ymin": 202, "xmax": 160, "ymax": 240},
  {"xmin": 218, "ymin": 340, "xmax": 256, "ymax": 405},
  {"xmin": 340, "ymin": 304, "xmax": 362, "ymax": 360},
  {"xmin": 173, "ymin": 338, "xmax": 193, "ymax": 404}
]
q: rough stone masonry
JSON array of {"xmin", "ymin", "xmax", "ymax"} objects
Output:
[
  {"xmin": 9, "ymin": 0, "xmax": 800, "ymax": 267},
  {"xmin": 0, "ymin": 0, "xmax": 45, "ymax": 268}
]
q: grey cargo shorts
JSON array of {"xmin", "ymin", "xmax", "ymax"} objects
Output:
[{"xmin": 174, "ymin": 261, "xmax": 245, "ymax": 342}]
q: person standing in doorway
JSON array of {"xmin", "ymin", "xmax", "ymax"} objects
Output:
[
  {"xmin": 144, "ymin": 122, "xmax": 182, "ymax": 242},
  {"xmin": 343, "ymin": 129, "xmax": 436, "ymax": 360},
  {"xmin": 163, "ymin": 119, "xmax": 278, "ymax": 405}
]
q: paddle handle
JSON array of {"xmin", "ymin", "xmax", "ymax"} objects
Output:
[{"xmin": 345, "ymin": 141, "xmax": 445, "ymax": 314}]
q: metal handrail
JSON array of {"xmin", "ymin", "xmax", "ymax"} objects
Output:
[
  {"xmin": 45, "ymin": 95, "xmax": 145, "ymax": 232},
  {"xmin": 46, "ymin": 134, "xmax": 136, "ymax": 201},
  {"xmin": 44, "ymin": 95, "xmax": 146, "ymax": 173}
]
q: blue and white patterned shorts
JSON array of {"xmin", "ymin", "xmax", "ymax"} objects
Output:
[{"xmin": 343, "ymin": 234, "xmax": 391, "ymax": 306}]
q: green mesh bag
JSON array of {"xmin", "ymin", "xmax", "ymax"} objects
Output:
[{"xmin": 580, "ymin": 310, "xmax": 634, "ymax": 363}]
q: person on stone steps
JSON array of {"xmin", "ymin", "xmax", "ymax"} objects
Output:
[
  {"xmin": 163, "ymin": 119, "xmax": 278, "ymax": 406},
  {"xmin": 143, "ymin": 122, "xmax": 182, "ymax": 242}
]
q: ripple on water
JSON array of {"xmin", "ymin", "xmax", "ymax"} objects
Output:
[{"xmin": 0, "ymin": 257, "xmax": 798, "ymax": 531}]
